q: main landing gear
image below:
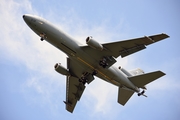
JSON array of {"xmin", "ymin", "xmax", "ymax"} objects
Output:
[
  {"xmin": 79, "ymin": 70, "xmax": 97, "ymax": 85},
  {"xmin": 99, "ymin": 57, "xmax": 108, "ymax": 68},
  {"xmin": 92, "ymin": 70, "xmax": 97, "ymax": 75},
  {"xmin": 79, "ymin": 76, "xmax": 87, "ymax": 85},
  {"xmin": 138, "ymin": 90, "xmax": 147, "ymax": 97}
]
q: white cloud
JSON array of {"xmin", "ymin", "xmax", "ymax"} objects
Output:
[
  {"xmin": 0, "ymin": 0, "xmax": 66, "ymax": 112},
  {"xmin": 84, "ymin": 79, "xmax": 116, "ymax": 113},
  {"xmin": 0, "ymin": 0, "xmax": 67, "ymax": 73}
]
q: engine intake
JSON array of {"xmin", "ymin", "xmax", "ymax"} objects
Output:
[
  {"xmin": 86, "ymin": 36, "xmax": 103, "ymax": 51},
  {"xmin": 54, "ymin": 63, "xmax": 70, "ymax": 76}
]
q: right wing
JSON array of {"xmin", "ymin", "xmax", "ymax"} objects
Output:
[
  {"xmin": 103, "ymin": 33, "xmax": 169, "ymax": 58},
  {"xmin": 81, "ymin": 33, "xmax": 169, "ymax": 68}
]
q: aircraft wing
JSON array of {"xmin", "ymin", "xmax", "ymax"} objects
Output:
[
  {"xmin": 103, "ymin": 33, "xmax": 169, "ymax": 58},
  {"xmin": 81, "ymin": 33, "xmax": 169, "ymax": 68},
  {"xmin": 65, "ymin": 76, "xmax": 85, "ymax": 113},
  {"xmin": 64, "ymin": 58, "xmax": 94, "ymax": 113}
]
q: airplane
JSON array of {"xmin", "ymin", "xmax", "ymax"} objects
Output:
[{"xmin": 23, "ymin": 14, "xmax": 169, "ymax": 113}]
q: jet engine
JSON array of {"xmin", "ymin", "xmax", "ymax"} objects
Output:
[
  {"xmin": 54, "ymin": 63, "xmax": 70, "ymax": 75},
  {"xmin": 119, "ymin": 66, "xmax": 146, "ymax": 89},
  {"xmin": 118, "ymin": 66, "xmax": 132, "ymax": 77},
  {"xmin": 86, "ymin": 36, "xmax": 103, "ymax": 51}
]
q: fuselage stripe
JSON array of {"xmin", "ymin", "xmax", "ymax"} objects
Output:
[{"xmin": 77, "ymin": 57, "xmax": 118, "ymax": 85}]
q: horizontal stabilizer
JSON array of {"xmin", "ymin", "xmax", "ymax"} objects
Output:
[
  {"xmin": 118, "ymin": 87, "xmax": 134, "ymax": 105},
  {"xmin": 128, "ymin": 71, "xmax": 165, "ymax": 89}
]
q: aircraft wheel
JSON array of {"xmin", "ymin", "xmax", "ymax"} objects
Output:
[
  {"xmin": 40, "ymin": 37, "xmax": 44, "ymax": 41},
  {"xmin": 92, "ymin": 70, "xmax": 97, "ymax": 75},
  {"xmin": 79, "ymin": 78, "xmax": 87, "ymax": 85}
]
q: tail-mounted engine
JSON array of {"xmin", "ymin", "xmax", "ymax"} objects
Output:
[
  {"xmin": 86, "ymin": 36, "xmax": 103, "ymax": 51},
  {"xmin": 118, "ymin": 66, "xmax": 132, "ymax": 77},
  {"xmin": 54, "ymin": 63, "xmax": 70, "ymax": 76},
  {"xmin": 118, "ymin": 66, "xmax": 147, "ymax": 90}
]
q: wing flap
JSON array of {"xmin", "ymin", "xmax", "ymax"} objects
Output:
[
  {"xmin": 119, "ymin": 44, "xmax": 146, "ymax": 57},
  {"xmin": 128, "ymin": 71, "xmax": 165, "ymax": 88},
  {"xmin": 118, "ymin": 87, "xmax": 134, "ymax": 105}
]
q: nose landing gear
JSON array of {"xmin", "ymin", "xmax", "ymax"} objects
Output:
[{"xmin": 40, "ymin": 33, "xmax": 46, "ymax": 41}]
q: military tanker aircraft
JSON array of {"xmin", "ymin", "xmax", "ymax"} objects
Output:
[{"xmin": 23, "ymin": 14, "xmax": 169, "ymax": 113}]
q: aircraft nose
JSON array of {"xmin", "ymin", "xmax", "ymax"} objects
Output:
[
  {"xmin": 22, "ymin": 14, "xmax": 31, "ymax": 24},
  {"xmin": 22, "ymin": 14, "xmax": 31, "ymax": 23}
]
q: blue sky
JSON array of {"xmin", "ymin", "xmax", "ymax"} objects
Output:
[{"xmin": 0, "ymin": 0, "xmax": 180, "ymax": 120}]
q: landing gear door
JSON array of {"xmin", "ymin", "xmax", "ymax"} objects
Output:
[
  {"xmin": 106, "ymin": 56, "xmax": 116, "ymax": 68},
  {"xmin": 86, "ymin": 73, "xmax": 94, "ymax": 84}
]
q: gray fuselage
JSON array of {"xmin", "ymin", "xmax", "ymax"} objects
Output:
[{"xmin": 23, "ymin": 14, "xmax": 139, "ymax": 93}]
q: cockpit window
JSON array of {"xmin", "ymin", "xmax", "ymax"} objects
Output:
[{"xmin": 30, "ymin": 18, "xmax": 36, "ymax": 22}]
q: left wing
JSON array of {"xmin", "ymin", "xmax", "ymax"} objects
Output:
[
  {"xmin": 64, "ymin": 58, "xmax": 94, "ymax": 113},
  {"xmin": 65, "ymin": 76, "xmax": 85, "ymax": 113}
]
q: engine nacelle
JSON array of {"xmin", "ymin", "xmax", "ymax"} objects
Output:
[
  {"xmin": 86, "ymin": 36, "xmax": 103, "ymax": 51},
  {"xmin": 118, "ymin": 66, "xmax": 132, "ymax": 77},
  {"xmin": 54, "ymin": 63, "xmax": 70, "ymax": 76}
]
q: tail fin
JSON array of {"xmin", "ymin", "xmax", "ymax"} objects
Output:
[
  {"xmin": 128, "ymin": 71, "xmax": 165, "ymax": 89},
  {"xmin": 118, "ymin": 87, "xmax": 134, "ymax": 105}
]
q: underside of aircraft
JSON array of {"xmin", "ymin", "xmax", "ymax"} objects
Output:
[{"xmin": 23, "ymin": 14, "xmax": 169, "ymax": 113}]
